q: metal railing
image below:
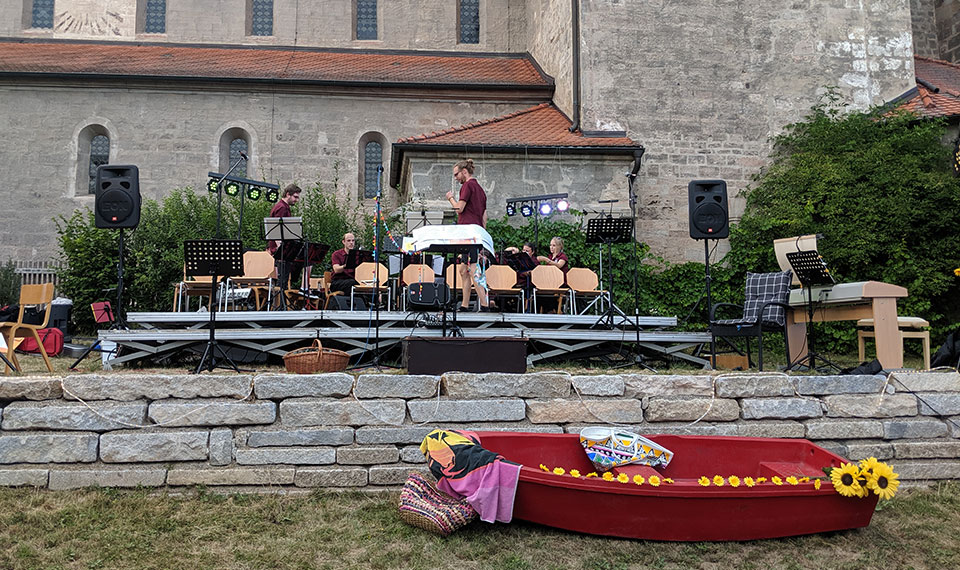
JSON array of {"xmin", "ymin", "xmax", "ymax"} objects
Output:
[{"xmin": 14, "ymin": 260, "xmax": 62, "ymax": 294}]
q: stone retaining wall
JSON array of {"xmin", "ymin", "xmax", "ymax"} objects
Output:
[{"xmin": 1, "ymin": 371, "xmax": 958, "ymax": 490}]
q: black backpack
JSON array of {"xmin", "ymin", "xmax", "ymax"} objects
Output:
[{"xmin": 931, "ymin": 331, "xmax": 960, "ymax": 369}]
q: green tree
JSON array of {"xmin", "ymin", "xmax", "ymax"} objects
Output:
[{"xmin": 726, "ymin": 93, "xmax": 960, "ymax": 348}]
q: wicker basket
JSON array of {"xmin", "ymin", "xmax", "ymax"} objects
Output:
[{"xmin": 283, "ymin": 339, "xmax": 349, "ymax": 373}]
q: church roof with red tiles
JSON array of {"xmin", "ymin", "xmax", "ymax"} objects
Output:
[
  {"xmin": 897, "ymin": 56, "xmax": 960, "ymax": 119},
  {"xmin": 395, "ymin": 103, "xmax": 639, "ymax": 148},
  {"xmin": 0, "ymin": 39, "xmax": 551, "ymax": 91}
]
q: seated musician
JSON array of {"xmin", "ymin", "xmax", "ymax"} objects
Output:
[
  {"xmin": 536, "ymin": 236, "xmax": 569, "ymax": 313},
  {"xmin": 504, "ymin": 242, "xmax": 537, "ymax": 312},
  {"xmin": 329, "ymin": 233, "xmax": 360, "ymax": 294}
]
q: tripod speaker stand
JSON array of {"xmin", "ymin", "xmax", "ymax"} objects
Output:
[
  {"xmin": 786, "ymin": 249, "xmax": 840, "ymax": 373},
  {"xmin": 185, "ymin": 239, "xmax": 249, "ymax": 373}
]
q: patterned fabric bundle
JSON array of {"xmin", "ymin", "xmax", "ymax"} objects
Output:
[{"xmin": 398, "ymin": 472, "xmax": 478, "ymax": 536}]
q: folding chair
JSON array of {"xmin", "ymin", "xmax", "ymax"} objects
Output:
[
  {"xmin": 566, "ymin": 267, "xmax": 609, "ymax": 314},
  {"xmin": 486, "ymin": 265, "xmax": 524, "ymax": 313},
  {"xmin": 531, "ymin": 265, "xmax": 568, "ymax": 314},
  {"xmin": 224, "ymin": 251, "xmax": 277, "ymax": 310},
  {"xmin": 352, "ymin": 262, "xmax": 391, "ymax": 310}
]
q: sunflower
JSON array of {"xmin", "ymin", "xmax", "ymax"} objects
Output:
[
  {"xmin": 649, "ymin": 476, "xmax": 661, "ymax": 487},
  {"xmin": 830, "ymin": 462, "xmax": 863, "ymax": 498},
  {"xmin": 617, "ymin": 473, "xmax": 630, "ymax": 484},
  {"xmin": 859, "ymin": 456, "xmax": 881, "ymax": 478},
  {"xmin": 756, "ymin": 477, "xmax": 767, "ymax": 483},
  {"xmin": 772, "ymin": 476, "xmax": 783, "ymax": 486},
  {"xmin": 633, "ymin": 475, "xmax": 645, "ymax": 485},
  {"xmin": 867, "ymin": 462, "xmax": 900, "ymax": 500},
  {"xmin": 713, "ymin": 475, "xmax": 725, "ymax": 486},
  {"xmin": 800, "ymin": 477, "xmax": 809, "ymax": 483},
  {"xmin": 814, "ymin": 478, "xmax": 821, "ymax": 490},
  {"xmin": 553, "ymin": 467, "xmax": 565, "ymax": 476},
  {"xmin": 570, "ymin": 469, "xmax": 581, "ymax": 478},
  {"xmin": 786, "ymin": 476, "xmax": 799, "ymax": 486},
  {"xmin": 728, "ymin": 475, "xmax": 741, "ymax": 488},
  {"xmin": 744, "ymin": 477, "xmax": 756, "ymax": 487},
  {"xmin": 602, "ymin": 471, "xmax": 615, "ymax": 481},
  {"xmin": 698, "ymin": 476, "xmax": 710, "ymax": 487}
]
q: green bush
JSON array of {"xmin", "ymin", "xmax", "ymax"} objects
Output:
[
  {"xmin": 726, "ymin": 93, "xmax": 960, "ymax": 350},
  {"xmin": 57, "ymin": 182, "xmax": 366, "ymax": 334},
  {"xmin": 0, "ymin": 259, "xmax": 20, "ymax": 306}
]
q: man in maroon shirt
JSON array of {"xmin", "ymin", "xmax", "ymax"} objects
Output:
[
  {"xmin": 267, "ymin": 184, "xmax": 302, "ymax": 298},
  {"xmin": 329, "ymin": 232, "xmax": 360, "ymax": 294},
  {"xmin": 445, "ymin": 159, "xmax": 490, "ymax": 311}
]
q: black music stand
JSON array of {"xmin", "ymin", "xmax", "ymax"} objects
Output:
[
  {"xmin": 68, "ymin": 301, "xmax": 117, "ymax": 370},
  {"xmin": 185, "ymin": 239, "xmax": 249, "ymax": 373},
  {"xmin": 785, "ymin": 249, "xmax": 840, "ymax": 373},
  {"xmin": 292, "ymin": 242, "xmax": 329, "ymax": 310},
  {"xmin": 264, "ymin": 217, "xmax": 303, "ymax": 310},
  {"xmin": 587, "ymin": 216, "xmax": 633, "ymax": 328}
]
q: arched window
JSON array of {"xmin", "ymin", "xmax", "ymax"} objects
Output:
[
  {"xmin": 229, "ymin": 138, "xmax": 248, "ymax": 178},
  {"xmin": 356, "ymin": 0, "xmax": 377, "ymax": 40},
  {"xmin": 249, "ymin": 0, "xmax": 273, "ymax": 36},
  {"xmin": 142, "ymin": 0, "xmax": 166, "ymax": 34},
  {"xmin": 88, "ymin": 135, "xmax": 110, "ymax": 194},
  {"xmin": 363, "ymin": 141, "xmax": 383, "ymax": 198},
  {"xmin": 459, "ymin": 0, "xmax": 480, "ymax": 44},
  {"xmin": 31, "ymin": 0, "xmax": 55, "ymax": 29}
]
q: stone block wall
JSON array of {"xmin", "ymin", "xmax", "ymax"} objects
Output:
[{"xmin": 0, "ymin": 371, "xmax": 957, "ymax": 491}]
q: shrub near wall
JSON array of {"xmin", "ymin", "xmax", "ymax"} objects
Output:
[{"xmin": 0, "ymin": 371, "xmax": 958, "ymax": 490}]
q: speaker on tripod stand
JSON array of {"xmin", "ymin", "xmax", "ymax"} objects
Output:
[{"xmin": 688, "ymin": 180, "xmax": 729, "ymax": 368}]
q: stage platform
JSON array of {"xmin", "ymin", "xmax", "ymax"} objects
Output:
[{"xmin": 100, "ymin": 310, "xmax": 712, "ymax": 368}]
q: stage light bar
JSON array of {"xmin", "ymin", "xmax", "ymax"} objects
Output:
[
  {"xmin": 539, "ymin": 202, "xmax": 553, "ymax": 216},
  {"xmin": 520, "ymin": 203, "xmax": 534, "ymax": 217},
  {"xmin": 556, "ymin": 198, "xmax": 569, "ymax": 212},
  {"xmin": 207, "ymin": 179, "xmax": 219, "ymax": 193},
  {"xmin": 265, "ymin": 188, "xmax": 280, "ymax": 203},
  {"xmin": 224, "ymin": 182, "xmax": 241, "ymax": 197},
  {"xmin": 246, "ymin": 186, "xmax": 262, "ymax": 201},
  {"xmin": 506, "ymin": 203, "xmax": 516, "ymax": 217}
]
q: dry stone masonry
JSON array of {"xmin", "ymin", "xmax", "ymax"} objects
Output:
[{"xmin": 0, "ymin": 370, "xmax": 957, "ymax": 491}]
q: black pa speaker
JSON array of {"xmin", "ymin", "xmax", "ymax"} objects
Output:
[
  {"xmin": 329, "ymin": 295, "xmax": 366, "ymax": 311},
  {"xmin": 407, "ymin": 282, "xmax": 451, "ymax": 310},
  {"xmin": 95, "ymin": 165, "xmax": 141, "ymax": 229},
  {"xmin": 688, "ymin": 179, "xmax": 728, "ymax": 239}
]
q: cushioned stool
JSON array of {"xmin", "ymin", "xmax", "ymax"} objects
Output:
[{"xmin": 857, "ymin": 317, "xmax": 930, "ymax": 369}]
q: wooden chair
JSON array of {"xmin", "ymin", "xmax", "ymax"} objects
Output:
[
  {"xmin": 352, "ymin": 262, "xmax": 391, "ymax": 310},
  {"xmin": 322, "ymin": 271, "xmax": 345, "ymax": 310},
  {"xmin": 485, "ymin": 265, "xmax": 523, "ymax": 312},
  {"xmin": 566, "ymin": 267, "xmax": 609, "ymax": 315},
  {"xmin": 1, "ymin": 282, "xmax": 55, "ymax": 374},
  {"xmin": 225, "ymin": 251, "xmax": 276, "ymax": 310},
  {"xmin": 531, "ymin": 265, "xmax": 568, "ymax": 314},
  {"xmin": 401, "ymin": 264, "xmax": 435, "ymax": 310},
  {"xmin": 172, "ymin": 269, "xmax": 218, "ymax": 312},
  {"xmin": 445, "ymin": 261, "xmax": 475, "ymax": 307}
]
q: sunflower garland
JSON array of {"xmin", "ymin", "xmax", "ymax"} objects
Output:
[{"xmin": 531, "ymin": 459, "xmax": 897, "ymax": 501}]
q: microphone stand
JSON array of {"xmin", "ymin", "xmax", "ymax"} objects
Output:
[{"xmin": 214, "ymin": 154, "xmax": 246, "ymax": 239}]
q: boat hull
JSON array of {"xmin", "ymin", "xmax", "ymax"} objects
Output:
[{"xmin": 474, "ymin": 431, "xmax": 878, "ymax": 541}]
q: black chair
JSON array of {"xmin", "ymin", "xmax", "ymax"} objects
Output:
[{"xmin": 710, "ymin": 270, "xmax": 792, "ymax": 371}]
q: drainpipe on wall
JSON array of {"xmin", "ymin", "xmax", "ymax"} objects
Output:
[{"xmin": 568, "ymin": 0, "xmax": 581, "ymax": 133}]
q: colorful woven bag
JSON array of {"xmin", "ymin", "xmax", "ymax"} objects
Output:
[{"xmin": 398, "ymin": 473, "xmax": 478, "ymax": 536}]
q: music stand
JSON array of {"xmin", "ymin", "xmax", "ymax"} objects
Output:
[
  {"xmin": 786, "ymin": 249, "xmax": 840, "ymax": 373},
  {"xmin": 68, "ymin": 301, "xmax": 117, "ymax": 370},
  {"xmin": 292, "ymin": 242, "xmax": 329, "ymax": 310},
  {"xmin": 185, "ymin": 239, "xmax": 248, "ymax": 373},
  {"xmin": 587, "ymin": 216, "xmax": 633, "ymax": 328},
  {"xmin": 264, "ymin": 217, "xmax": 303, "ymax": 310}
]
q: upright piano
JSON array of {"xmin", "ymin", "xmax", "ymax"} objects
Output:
[{"xmin": 786, "ymin": 280, "xmax": 908, "ymax": 368}]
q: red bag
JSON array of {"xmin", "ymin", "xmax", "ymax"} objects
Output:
[{"xmin": 16, "ymin": 328, "xmax": 64, "ymax": 356}]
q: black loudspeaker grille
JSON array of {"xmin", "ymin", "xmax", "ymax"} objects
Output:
[
  {"xmin": 95, "ymin": 165, "xmax": 141, "ymax": 229},
  {"xmin": 688, "ymin": 179, "xmax": 729, "ymax": 239},
  {"xmin": 407, "ymin": 282, "xmax": 451, "ymax": 310}
]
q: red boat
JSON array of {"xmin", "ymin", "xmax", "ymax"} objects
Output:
[{"xmin": 473, "ymin": 431, "xmax": 878, "ymax": 541}]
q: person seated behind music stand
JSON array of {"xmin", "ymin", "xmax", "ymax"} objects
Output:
[
  {"xmin": 535, "ymin": 236, "xmax": 570, "ymax": 313},
  {"xmin": 329, "ymin": 233, "xmax": 360, "ymax": 294},
  {"xmin": 504, "ymin": 242, "xmax": 537, "ymax": 312}
]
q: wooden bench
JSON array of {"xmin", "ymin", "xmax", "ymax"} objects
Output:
[{"xmin": 858, "ymin": 316, "xmax": 930, "ymax": 370}]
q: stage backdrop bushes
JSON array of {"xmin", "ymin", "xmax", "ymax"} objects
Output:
[
  {"xmin": 0, "ymin": 259, "xmax": 20, "ymax": 306},
  {"xmin": 57, "ymin": 183, "xmax": 368, "ymax": 334},
  {"xmin": 725, "ymin": 92, "xmax": 960, "ymax": 352}
]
